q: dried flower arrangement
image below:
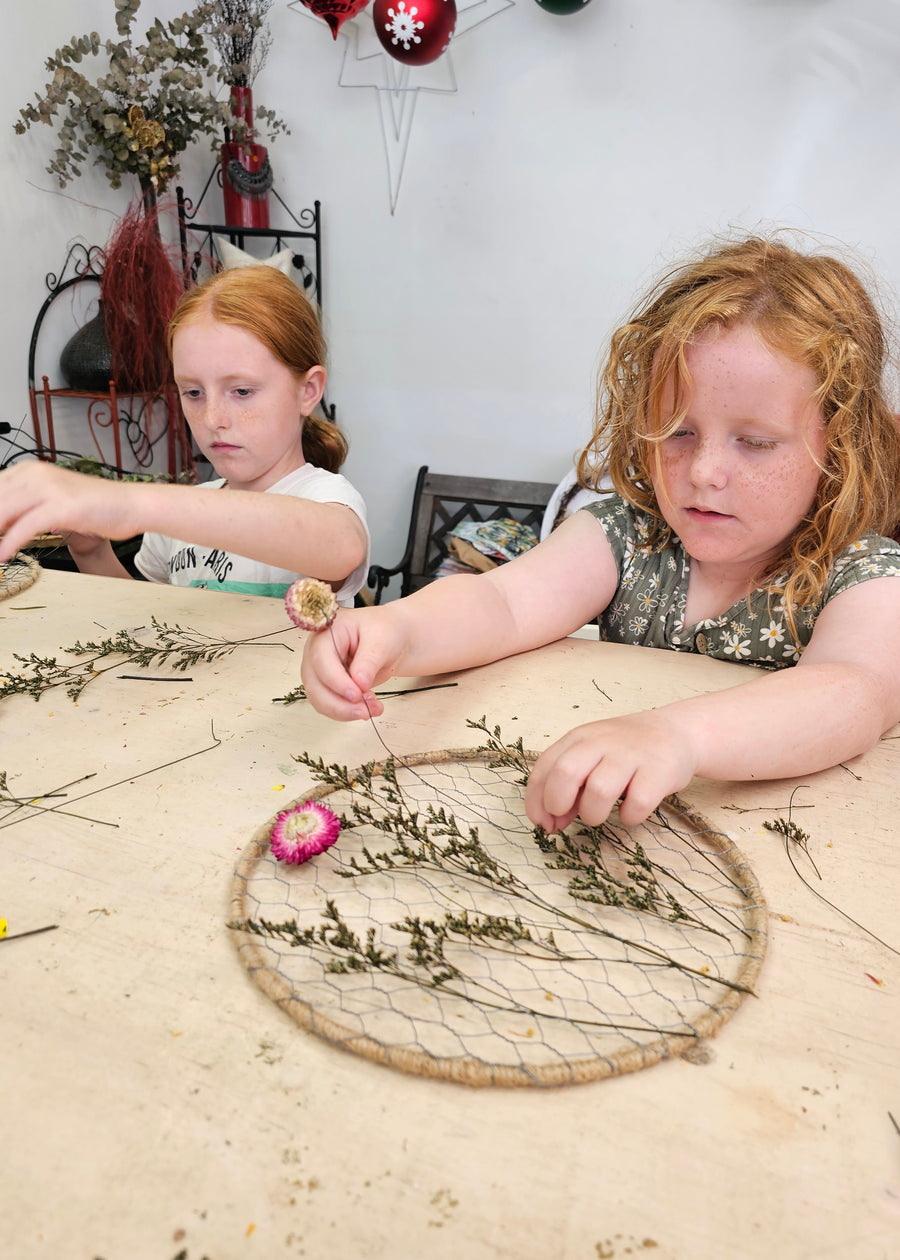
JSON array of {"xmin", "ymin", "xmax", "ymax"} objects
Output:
[
  {"xmin": 15, "ymin": 0, "xmax": 289, "ymax": 406},
  {"xmin": 14, "ymin": 0, "xmax": 286, "ymax": 195},
  {"xmin": 207, "ymin": 0, "xmax": 276, "ymax": 89}
]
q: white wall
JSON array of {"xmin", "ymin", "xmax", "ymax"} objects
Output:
[{"xmin": 5, "ymin": 0, "xmax": 900, "ymax": 575}]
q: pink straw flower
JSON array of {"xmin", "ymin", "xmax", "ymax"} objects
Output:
[
  {"xmin": 269, "ymin": 800, "xmax": 341, "ymax": 865},
  {"xmin": 284, "ymin": 578, "xmax": 338, "ymax": 632}
]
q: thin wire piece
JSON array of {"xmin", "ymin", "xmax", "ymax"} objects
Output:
[
  {"xmin": 0, "ymin": 724, "xmax": 222, "ymax": 831},
  {"xmin": 0, "ymin": 924, "xmax": 58, "ymax": 945}
]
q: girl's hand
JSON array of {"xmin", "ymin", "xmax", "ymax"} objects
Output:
[
  {"xmin": 300, "ymin": 608, "xmax": 407, "ymax": 721},
  {"xmin": 524, "ymin": 711, "xmax": 699, "ymax": 832},
  {"xmin": 0, "ymin": 462, "xmax": 133, "ymax": 563}
]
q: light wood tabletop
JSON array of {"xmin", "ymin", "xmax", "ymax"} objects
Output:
[{"xmin": 1, "ymin": 568, "xmax": 897, "ymax": 1260}]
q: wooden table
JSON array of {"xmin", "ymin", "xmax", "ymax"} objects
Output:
[{"xmin": 1, "ymin": 570, "xmax": 897, "ymax": 1260}]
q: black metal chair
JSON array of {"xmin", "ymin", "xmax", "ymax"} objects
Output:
[{"xmin": 367, "ymin": 465, "xmax": 557, "ymax": 604}]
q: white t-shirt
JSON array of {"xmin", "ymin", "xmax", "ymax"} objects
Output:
[{"xmin": 135, "ymin": 464, "xmax": 369, "ymax": 604}]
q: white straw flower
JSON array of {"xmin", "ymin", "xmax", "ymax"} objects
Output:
[{"xmin": 284, "ymin": 578, "xmax": 338, "ymax": 632}]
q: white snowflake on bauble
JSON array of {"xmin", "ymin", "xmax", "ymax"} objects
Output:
[{"xmin": 384, "ymin": 1, "xmax": 425, "ymax": 48}]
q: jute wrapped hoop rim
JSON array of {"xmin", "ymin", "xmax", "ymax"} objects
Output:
[{"xmin": 0, "ymin": 552, "xmax": 41, "ymax": 600}]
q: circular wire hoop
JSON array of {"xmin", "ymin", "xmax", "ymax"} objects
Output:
[
  {"xmin": 230, "ymin": 749, "xmax": 768, "ymax": 1087},
  {"xmin": 0, "ymin": 552, "xmax": 41, "ymax": 600}
]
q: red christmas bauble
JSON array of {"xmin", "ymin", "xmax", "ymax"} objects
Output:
[
  {"xmin": 373, "ymin": 0, "xmax": 457, "ymax": 66},
  {"xmin": 299, "ymin": 0, "xmax": 371, "ymax": 39}
]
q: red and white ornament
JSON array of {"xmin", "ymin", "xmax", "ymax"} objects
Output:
[
  {"xmin": 297, "ymin": 0, "xmax": 371, "ymax": 40},
  {"xmin": 373, "ymin": 0, "xmax": 457, "ymax": 66}
]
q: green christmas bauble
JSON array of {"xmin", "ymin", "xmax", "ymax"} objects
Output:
[{"xmin": 534, "ymin": 0, "xmax": 592, "ymax": 13}]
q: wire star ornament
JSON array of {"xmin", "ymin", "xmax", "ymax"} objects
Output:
[{"xmin": 289, "ymin": 0, "xmax": 515, "ymax": 212}]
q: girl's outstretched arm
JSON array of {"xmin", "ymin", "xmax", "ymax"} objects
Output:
[
  {"xmin": 525, "ymin": 575, "xmax": 900, "ymax": 831},
  {"xmin": 301, "ymin": 510, "xmax": 620, "ymax": 720},
  {"xmin": 0, "ymin": 462, "xmax": 367, "ymax": 582}
]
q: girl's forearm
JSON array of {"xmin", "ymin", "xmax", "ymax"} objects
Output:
[
  {"xmin": 667, "ymin": 661, "xmax": 895, "ymax": 784},
  {"xmin": 67, "ymin": 537, "xmax": 133, "ymax": 580},
  {"xmin": 384, "ymin": 573, "xmax": 527, "ymax": 678},
  {"xmin": 385, "ymin": 516, "xmax": 618, "ymax": 679},
  {"xmin": 127, "ymin": 483, "xmax": 366, "ymax": 579}
]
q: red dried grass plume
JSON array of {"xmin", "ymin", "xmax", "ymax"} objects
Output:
[{"xmin": 100, "ymin": 196, "xmax": 185, "ymax": 397}]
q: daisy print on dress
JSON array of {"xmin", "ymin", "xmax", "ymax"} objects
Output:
[
  {"xmin": 724, "ymin": 633, "xmax": 752, "ymax": 659},
  {"xmin": 633, "ymin": 514, "xmax": 654, "ymax": 554},
  {"xmin": 760, "ymin": 621, "xmax": 785, "ymax": 648},
  {"xmin": 609, "ymin": 599, "xmax": 629, "ymax": 626}
]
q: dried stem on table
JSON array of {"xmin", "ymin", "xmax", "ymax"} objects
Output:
[
  {"xmin": 0, "ymin": 724, "xmax": 222, "ymax": 831},
  {"xmin": 765, "ymin": 797, "xmax": 899, "ymax": 957},
  {"xmin": 0, "ymin": 616, "xmax": 295, "ymax": 703}
]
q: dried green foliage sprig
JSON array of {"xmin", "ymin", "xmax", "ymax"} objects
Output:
[
  {"xmin": 764, "ymin": 815, "xmax": 819, "ymax": 877},
  {"xmin": 294, "ymin": 750, "xmax": 516, "ymax": 887},
  {"xmin": 467, "ymin": 716, "xmax": 531, "ymax": 784},
  {"xmin": 538, "ymin": 818, "xmax": 751, "ymax": 941},
  {"xmin": 765, "ymin": 811, "xmax": 898, "ymax": 957},
  {"xmin": 273, "ymin": 681, "xmax": 460, "ymax": 706},
  {"xmin": 230, "ymin": 903, "xmax": 677, "ymax": 1033},
  {"xmin": 273, "ymin": 682, "xmax": 307, "ymax": 705},
  {"xmin": 540, "ymin": 829, "xmax": 688, "ymax": 917},
  {"xmin": 0, "ymin": 616, "xmax": 290, "ymax": 703},
  {"xmin": 57, "ymin": 454, "xmax": 188, "ymax": 484}
]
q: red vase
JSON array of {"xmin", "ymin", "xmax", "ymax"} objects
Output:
[{"xmin": 221, "ymin": 86, "xmax": 272, "ymax": 229}]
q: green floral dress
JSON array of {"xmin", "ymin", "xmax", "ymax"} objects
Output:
[{"xmin": 584, "ymin": 496, "xmax": 900, "ymax": 669}]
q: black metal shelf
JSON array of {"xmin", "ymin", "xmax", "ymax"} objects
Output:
[{"xmin": 175, "ymin": 172, "xmax": 323, "ymax": 310}]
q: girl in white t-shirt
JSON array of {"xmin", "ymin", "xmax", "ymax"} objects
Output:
[{"xmin": 0, "ymin": 266, "xmax": 369, "ymax": 603}]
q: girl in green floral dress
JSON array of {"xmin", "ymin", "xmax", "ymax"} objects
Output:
[{"xmin": 302, "ymin": 234, "xmax": 900, "ymax": 831}]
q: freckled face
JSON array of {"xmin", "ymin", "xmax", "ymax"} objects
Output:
[
  {"xmin": 652, "ymin": 323, "xmax": 826, "ymax": 583},
  {"xmin": 173, "ymin": 316, "xmax": 310, "ymax": 493}
]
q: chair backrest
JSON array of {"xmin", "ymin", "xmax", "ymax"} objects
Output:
[
  {"xmin": 411, "ymin": 469, "xmax": 557, "ymax": 586},
  {"xmin": 368, "ymin": 465, "xmax": 558, "ymax": 602}
]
